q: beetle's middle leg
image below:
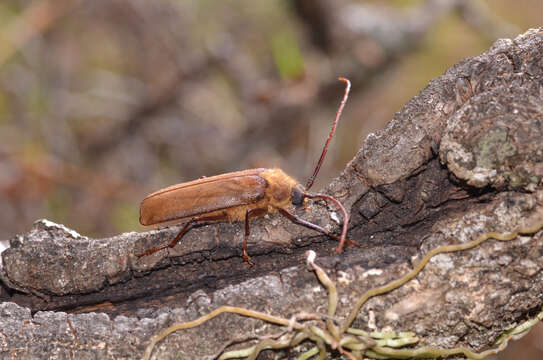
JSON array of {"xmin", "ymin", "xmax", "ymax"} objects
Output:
[
  {"xmin": 243, "ymin": 208, "xmax": 268, "ymax": 265},
  {"xmin": 137, "ymin": 214, "xmax": 228, "ymax": 258}
]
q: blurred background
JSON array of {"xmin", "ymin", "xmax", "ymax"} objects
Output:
[{"xmin": 0, "ymin": 0, "xmax": 541, "ymax": 357}]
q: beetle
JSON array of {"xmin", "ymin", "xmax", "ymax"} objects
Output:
[{"xmin": 137, "ymin": 77, "xmax": 358, "ymax": 264}]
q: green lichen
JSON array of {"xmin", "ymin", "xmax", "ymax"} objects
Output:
[{"xmin": 475, "ymin": 129, "xmax": 516, "ymax": 170}]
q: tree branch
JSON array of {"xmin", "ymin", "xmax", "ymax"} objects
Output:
[{"xmin": 1, "ymin": 27, "xmax": 542, "ymax": 359}]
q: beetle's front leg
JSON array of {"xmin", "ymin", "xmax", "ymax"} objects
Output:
[{"xmin": 276, "ymin": 208, "xmax": 359, "ymax": 250}]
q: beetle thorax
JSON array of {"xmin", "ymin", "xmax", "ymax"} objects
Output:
[{"xmin": 259, "ymin": 169, "xmax": 299, "ymax": 209}]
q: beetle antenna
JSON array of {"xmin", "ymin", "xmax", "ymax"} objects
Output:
[{"xmin": 305, "ymin": 77, "xmax": 351, "ymax": 191}]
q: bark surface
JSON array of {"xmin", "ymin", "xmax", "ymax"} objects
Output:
[{"xmin": 1, "ymin": 28, "xmax": 543, "ymax": 360}]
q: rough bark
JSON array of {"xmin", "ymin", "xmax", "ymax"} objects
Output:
[{"xmin": 1, "ymin": 28, "xmax": 542, "ymax": 359}]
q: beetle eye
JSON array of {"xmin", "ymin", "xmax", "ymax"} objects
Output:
[{"xmin": 291, "ymin": 187, "xmax": 305, "ymax": 206}]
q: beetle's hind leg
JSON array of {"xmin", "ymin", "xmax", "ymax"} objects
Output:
[{"xmin": 137, "ymin": 214, "xmax": 228, "ymax": 258}]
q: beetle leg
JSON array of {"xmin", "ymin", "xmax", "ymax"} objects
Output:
[
  {"xmin": 304, "ymin": 193, "xmax": 353, "ymax": 253},
  {"xmin": 276, "ymin": 208, "xmax": 360, "ymax": 250},
  {"xmin": 243, "ymin": 208, "xmax": 268, "ymax": 266},
  {"xmin": 137, "ymin": 214, "xmax": 228, "ymax": 258}
]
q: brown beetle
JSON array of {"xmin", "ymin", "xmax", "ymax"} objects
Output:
[{"xmin": 138, "ymin": 78, "xmax": 357, "ymax": 264}]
